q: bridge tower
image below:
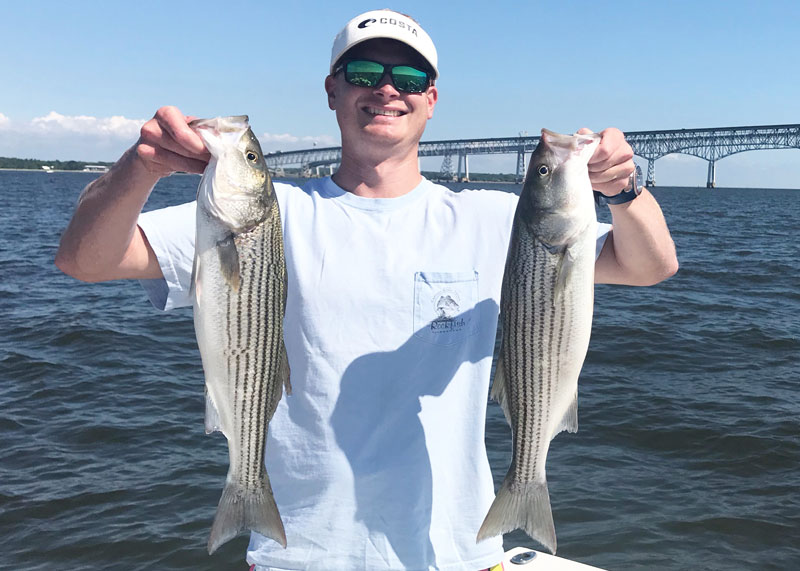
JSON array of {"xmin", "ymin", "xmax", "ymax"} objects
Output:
[
  {"xmin": 440, "ymin": 154, "xmax": 455, "ymax": 181},
  {"xmin": 707, "ymin": 160, "xmax": 716, "ymax": 188},
  {"xmin": 646, "ymin": 159, "xmax": 656, "ymax": 187},
  {"xmin": 516, "ymin": 148, "xmax": 526, "ymax": 183},
  {"xmin": 457, "ymin": 152, "xmax": 470, "ymax": 182}
]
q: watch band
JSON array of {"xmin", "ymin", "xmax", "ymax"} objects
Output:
[{"xmin": 594, "ymin": 164, "xmax": 643, "ymax": 206}]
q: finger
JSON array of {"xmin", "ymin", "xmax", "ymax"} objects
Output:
[
  {"xmin": 154, "ymin": 106, "xmax": 209, "ymax": 157},
  {"xmin": 588, "ymin": 129, "xmax": 633, "ymax": 172},
  {"xmin": 592, "ymin": 178, "xmax": 630, "ymax": 195},
  {"xmin": 590, "ymin": 163, "xmax": 633, "ymax": 195},
  {"xmin": 137, "ymin": 143, "xmax": 209, "ymax": 176},
  {"xmin": 590, "ymin": 159, "xmax": 634, "ymax": 183},
  {"xmin": 138, "ymin": 119, "xmax": 210, "ymax": 166},
  {"xmin": 589, "ymin": 147, "xmax": 634, "ymax": 174}
]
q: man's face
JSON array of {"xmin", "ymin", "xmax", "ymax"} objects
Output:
[{"xmin": 325, "ymin": 39, "xmax": 438, "ymax": 155}]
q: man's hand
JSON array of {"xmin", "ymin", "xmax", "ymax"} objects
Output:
[
  {"xmin": 583, "ymin": 127, "xmax": 679, "ymax": 286},
  {"xmin": 56, "ymin": 105, "xmax": 210, "ymax": 282},
  {"xmin": 136, "ymin": 106, "xmax": 211, "ymax": 178},
  {"xmin": 578, "ymin": 127, "xmax": 634, "ymax": 196}
]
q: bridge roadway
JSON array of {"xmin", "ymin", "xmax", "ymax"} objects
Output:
[{"xmin": 264, "ymin": 124, "xmax": 800, "ymax": 188}]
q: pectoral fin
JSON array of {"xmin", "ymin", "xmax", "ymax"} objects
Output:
[
  {"xmin": 553, "ymin": 247, "xmax": 575, "ymax": 303},
  {"xmin": 216, "ymin": 236, "xmax": 240, "ymax": 291}
]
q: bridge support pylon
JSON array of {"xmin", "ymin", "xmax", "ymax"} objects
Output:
[
  {"xmin": 457, "ymin": 152, "xmax": 470, "ymax": 182},
  {"xmin": 707, "ymin": 160, "xmax": 716, "ymax": 188},
  {"xmin": 646, "ymin": 159, "xmax": 656, "ymax": 187},
  {"xmin": 440, "ymin": 154, "xmax": 455, "ymax": 181},
  {"xmin": 516, "ymin": 149, "xmax": 526, "ymax": 183}
]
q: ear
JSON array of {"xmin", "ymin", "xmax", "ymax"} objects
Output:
[
  {"xmin": 425, "ymin": 86, "xmax": 438, "ymax": 120},
  {"xmin": 324, "ymin": 75, "xmax": 336, "ymax": 110}
]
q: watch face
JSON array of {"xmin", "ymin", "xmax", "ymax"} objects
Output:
[{"xmin": 634, "ymin": 164, "xmax": 643, "ymax": 193}]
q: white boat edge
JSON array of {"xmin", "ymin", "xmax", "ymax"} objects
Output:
[{"xmin": 502, "ymin": 546, "xmax": 606, "ymax": 570}]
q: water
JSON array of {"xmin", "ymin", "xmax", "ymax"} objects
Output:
[{"xmin": 1, "ymin": 171, "xmax": 798, "ymax": 570}]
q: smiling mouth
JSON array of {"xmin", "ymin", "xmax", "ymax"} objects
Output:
[{"xmin": 364, "ymin": 107, "xmax": 404, "ymax": 117}]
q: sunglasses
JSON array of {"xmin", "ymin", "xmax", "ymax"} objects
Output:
[{"xmin": 333, "ymin": 59, "xmax": 431, "ymax": 94}]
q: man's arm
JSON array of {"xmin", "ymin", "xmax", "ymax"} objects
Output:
[
  {"xmin": 583, "ymin": 127, "xmax": 679, "ymax": 286},
  {"xmin": 55, "ymin": 106, "xmax": 210, "ymax": 282},
  {"xmin": 594, "ymin": 189, "xmax": 678, "ymax": 285}
]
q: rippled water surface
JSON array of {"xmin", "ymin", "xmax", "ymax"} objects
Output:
[{"xmin": 1, "ymin": 171, "xmax": 798, "ymax": 570}]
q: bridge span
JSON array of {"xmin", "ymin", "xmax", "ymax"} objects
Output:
[{"xmin": 264, "ymin": 124, "xmax": 800, "ymax": 188}]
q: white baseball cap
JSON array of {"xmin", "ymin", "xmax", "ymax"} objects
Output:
[{"xmin": 330, "ymin": 9, "xmax": 439, "ymax": 80}]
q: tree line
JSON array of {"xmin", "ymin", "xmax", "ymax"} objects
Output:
[
  {"xmin": 0, "ymin": 157, "xmax": 518, "ymax": 182},
  {"xmin": 0, "ymin": 157, "xmax": 113, "ymax": 170}
]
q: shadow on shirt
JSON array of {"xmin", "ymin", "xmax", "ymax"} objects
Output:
[{"xmin": 330, "ymin": 297, "xmax": 499, "ymax": 568}]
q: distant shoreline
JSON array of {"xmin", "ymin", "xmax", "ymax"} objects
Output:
[
  {"xmin": 2, "ymin": 168, "xmax": 797, "ymax": 190},
  {"xmin": 0, "ymin": 168, "xmax": 104, "ymax": 173},
  {"xmin": 0, "ymin": 167, "xmax": 111, "ymax": 174}
]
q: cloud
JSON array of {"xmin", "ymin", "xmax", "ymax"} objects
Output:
[
  {"xmin": 0, "ymin": 111, "xmax": 146, "ymax": 161},
  {"xmin": 29, "ymin": 111, "xmax": 144, "ymax": 138},
  {"xmin": 0, "ymin": 112, "xmax": 339, "ymax": 161}
]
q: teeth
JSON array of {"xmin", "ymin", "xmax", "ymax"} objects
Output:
[{"xmin": 367, "ymin": 108, "xmax": 402, "ymax": 117}]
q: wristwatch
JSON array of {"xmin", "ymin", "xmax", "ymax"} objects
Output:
[{"xmin": 593, "ymin": 164, "xmax": 643, "ymax": 206}]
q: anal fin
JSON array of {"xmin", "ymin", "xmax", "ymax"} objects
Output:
[
  {"xmin": 554, "ymin": 390, "xmax": 578, "ymax": 436},
  {"xmin": 490, "ymin": 355, "xmax": 511, "ymax": 426},
  {"xmin": 280, "ymin": 343, "xmax": 292, "ymax": 396},
  {"xmin": 204, "ymin": 387, "xmax": 222, "ymax": 435}
]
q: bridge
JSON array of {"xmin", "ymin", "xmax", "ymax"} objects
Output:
[{"xmin": 264, "ymin": 124, "xmax": 800, "ymax": 188}]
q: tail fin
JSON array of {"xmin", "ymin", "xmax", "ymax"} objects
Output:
[
  {"xmin": 207, "ymin": 473, "xmax": 286, "ymax": 554},
  {"xmin": 476, "ymin": 476, "xmax": 557, "ymax": 555}
]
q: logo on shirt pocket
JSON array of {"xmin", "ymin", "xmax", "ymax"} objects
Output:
[{"xmin": 413, "ymin": 271, "xmax": 479, "ymax": 345}]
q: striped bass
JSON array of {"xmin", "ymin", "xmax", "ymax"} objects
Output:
[
  {"xmin": 477, "ymin": 129, "xmax": 600, "ymax": 554},
  {"xmin": 189, "ymin": 115, "xmax": 290, "ymax": 554}
]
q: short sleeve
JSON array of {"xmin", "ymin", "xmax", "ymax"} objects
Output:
[
  {"xmin": 596, "ymin": 222, "xmax": 611, "ymax": 259},
  {"xmin": 137, "ymin": 201, "xmax": 197, "ymax": 311}
]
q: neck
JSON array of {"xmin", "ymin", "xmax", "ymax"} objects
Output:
[{"xmin": 332, "ymin": 143, "xmax": 423, "ymax": 198}]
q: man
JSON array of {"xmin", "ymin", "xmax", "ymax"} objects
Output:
[{"xmin": 56, "ymin": 9, "xmax": 678, "ymax": 571}]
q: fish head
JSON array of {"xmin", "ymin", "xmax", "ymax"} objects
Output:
[
  {"xmin": 518, "ymin": 129, "xmax": 600, "ymax": 243},
  {"xmin": 190, "ymin": 115, "xmax": 273, "ymax": 231}
]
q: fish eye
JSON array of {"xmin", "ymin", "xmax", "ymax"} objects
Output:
[
  {"xmin": 245, "ymin": 151, "xmax": 259, "ymax": 162},
  {"xmin": 537, "ymin": 165, "xmax": 549, "ymax": 176}
]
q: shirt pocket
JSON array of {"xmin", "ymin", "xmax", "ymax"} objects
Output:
[{"xmin": 413, "ymin": 271, "xmax": 480, "ymax": 346}]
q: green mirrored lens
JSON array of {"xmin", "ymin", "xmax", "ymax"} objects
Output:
[
  {"xmin": 346, "ymin": 60, "xmax": 384, "ymax": 87},
  {"xmin": 342, "ymin": 60, "xmax": 429, "ymax": 93},
  {"xmin": 391, "ymin": 66, "xmax": 428, "ymax": 93}
]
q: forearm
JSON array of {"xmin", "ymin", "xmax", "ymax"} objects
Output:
[
  {"xmin": 55, "ymin": 146, "xmax": 162, "ymax": 281},
  {"xmin": 594, "ymin": 189, "xmax": 678, "ymax": 285}
]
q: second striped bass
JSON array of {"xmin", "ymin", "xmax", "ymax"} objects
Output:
[
  {"xmin": 477, "ymin": 129, "xmax": 600, "ymax": 554},
  {"xmin": 190, "ymin": 115, "xmax": 290, "ymax": 554}
]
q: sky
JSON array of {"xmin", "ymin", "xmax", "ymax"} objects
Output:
[{"xmin": 1, "ymin": 0, "xmax": 799, "ymax": 187}]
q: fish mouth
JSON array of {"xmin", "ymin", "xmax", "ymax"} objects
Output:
[
  {"xmin": 363, "ymin": 106, "xmax": 405, "ymax": 117},
  {"xmin": 541, "ymin": 128, "xmax": 599, "ymax": 151},
  {"xmin": 189, "ymin": 115, "xmax": 250, "ymax": 132}
]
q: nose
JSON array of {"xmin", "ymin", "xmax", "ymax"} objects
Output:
[{"xmin": 372, "ymin": 73, "xmax": 399, "ymax": 97}]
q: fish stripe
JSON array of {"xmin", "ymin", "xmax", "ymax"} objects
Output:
[
  {"xmin": 501, "ymin": 231, "xmax": 572, "ymax": 484},
  {"xmin": 221, "ymin": 200, "xmax": 286, "ymax": 492}
]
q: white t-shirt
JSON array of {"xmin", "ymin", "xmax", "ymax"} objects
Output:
[{"xmin": 138, "ymin": 176, "xmax": 609, "ymax": 571}]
